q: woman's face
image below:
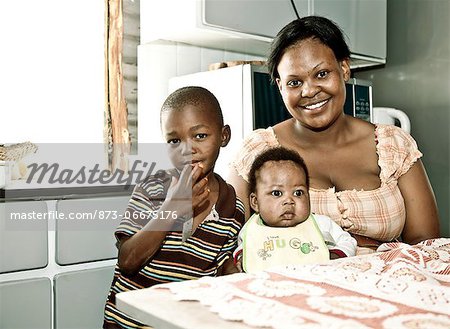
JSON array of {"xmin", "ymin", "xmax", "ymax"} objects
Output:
[{"xmin": 276, "ymin": 38, "xmax": 350, "ymax": 131}]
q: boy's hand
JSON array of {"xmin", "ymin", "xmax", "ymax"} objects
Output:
[
  {"xmin": 190, "ymin": 163, "xmax": 210, "ymax": 211},
  {"xmin": 235, "ymin": 250, "xmax": 244, "ymax": 272},
  {"xmin": 220, "ymin": 257, "xmax": 241, "ymax": 275},
  {"xmin": 165, "ymin": 163, "xmax": 209, "ymax": 218},
  {"xmin": 235, "ymin": 258, "xmax": 243, "ymax": 273}
]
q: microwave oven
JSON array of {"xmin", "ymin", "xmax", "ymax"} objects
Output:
[{"xmin": 169, "ymin": 64, "xmax": 373, "ymax": 176}]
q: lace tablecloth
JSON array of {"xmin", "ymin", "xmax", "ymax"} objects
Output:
[{"xmin": 153, "ymin": 238, "xmax": 450, "ymax": 329}]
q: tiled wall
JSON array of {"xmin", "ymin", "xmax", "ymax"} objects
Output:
[{"xmin": 0, "ymin": 195, "xmax": 131, "ymax": 328}]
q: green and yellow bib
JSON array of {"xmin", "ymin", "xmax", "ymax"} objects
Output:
[{"xmin": 242, "ymin": 213, "xmax": 330, "ymax": 273}]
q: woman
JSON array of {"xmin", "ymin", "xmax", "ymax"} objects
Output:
[{"xmin": 228, "ymin": 16, "xmax": 440, "ymax": 254}]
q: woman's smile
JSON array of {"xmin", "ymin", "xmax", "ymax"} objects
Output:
[{"xmin": 302, "ymin": 99, "xmax": 329, "ymax": 111}]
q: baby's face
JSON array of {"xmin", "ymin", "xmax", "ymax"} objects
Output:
[
  {"xmin": 161, "ymin": 104, "xmax": 228, "ymax": 177},
  {"xmin": 250, "ymin": 160, "xmax": 310, "ymax": 227}
]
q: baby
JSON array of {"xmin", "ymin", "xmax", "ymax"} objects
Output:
[{"xmin": 234, "ymin": 147, "xmax": 356, "ymax": 273}]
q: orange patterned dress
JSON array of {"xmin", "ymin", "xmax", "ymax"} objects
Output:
[{"xmin": 230, "ymin": 124, "xmax": 422, "ymax": 255}]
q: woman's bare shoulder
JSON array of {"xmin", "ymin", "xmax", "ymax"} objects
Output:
[
  {"xmin": 272, "ymin": 119, "xmax": 295, "ymax": 140},
  {"xmin": 348, "ymin": 117, "xmax": 376, "ymax": 140},
  {"xmin": 273, "ymin": 118, "xmax": 294, "ymax": 130}
]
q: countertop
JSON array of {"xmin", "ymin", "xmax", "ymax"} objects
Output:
[
  {"xmin": 1, "ymin": 180, "xmax": 134, "ymax": 201},
  {"xmin": 116, "ymin": 287, "xmax": 251, "ymax": 329}
]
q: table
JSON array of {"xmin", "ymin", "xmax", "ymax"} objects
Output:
[
  {"xmin": 116, "ymin": 286, "xmax": 251, "ymax": 329},
  {"xmin": 117, "ymin": 238, "xmax": 450, "ymax": 329}
]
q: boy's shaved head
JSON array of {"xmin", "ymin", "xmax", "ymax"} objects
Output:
[{"xmin": 161, "ymin": 86, "xmax": 224, "ymax": 127}]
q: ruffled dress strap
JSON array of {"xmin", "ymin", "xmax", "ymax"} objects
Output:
[
  {"xmin": 375, "ymin": 124, "xmax": 422, "ymax": 184},
  {"xmin": 229, "ymin": 127, "xmax": 280, "ymax": 182}
]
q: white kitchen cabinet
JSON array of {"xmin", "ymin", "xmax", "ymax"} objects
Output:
[
  {"xmin": 0, "ymin": 278, "xmax": 52, "ymax": 328},
  {"xmin": 0, "ymin": 201, "xmax": 48, "ymax": 273},
  {"xmin": 141, "ymin": 0, "xmax": 299, "ymax": 56},
  {"xmin": 141, "ymin": 0, "xmax": 386, "ymax": 67},
  {"xmin": 202, "ymin": 0, "xmax": 305, "ymax": 38},
  {"xmin": 0, "ymin": 191, "xmax": 131, "ymax": 328},
  {"xmin": 312, "ymin": 0, "xmax": 386, "ymax": 62},
  {"xmin": 55, "ymin": 196, "xmax": 129, "ymax": 265},
  {"xmin": 54, "ymin": 267, "xmax": 115, "ymax": 329}
]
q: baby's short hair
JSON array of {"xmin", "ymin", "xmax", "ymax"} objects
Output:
[
  {"xmin": 248, "ymin": 147, "xmax": 309, "ymax": 194},
  {"xmin": 160, "ymin": 86, "xmax": 224, "ymax": 126}
]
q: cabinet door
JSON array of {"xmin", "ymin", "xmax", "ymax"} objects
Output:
[
  {"xmin": 203, "ymin": 0, "xmax": 308, "ymax": 38},
  {"xmin": 313, "ymin": 0, "xmax": 386, "ymax": 59},
  {"xmin": 0, "ymin": 201, "xmax": 48, "ymax": 273},
  {"xmin": 55, "ymin": 196, "xmax": 130, "ymax": 265},
  {"xmin": 0, "ymin": 278, "xmax": 51, "ymax": 328},
  {"xmin": 54, "ymin": 267, "xmax": 115, "ymax": 329}
]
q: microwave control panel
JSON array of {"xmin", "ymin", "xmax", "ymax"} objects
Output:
[{"xmin": 344, "ymin": 81, "xmax": 372, "ymax": 122}]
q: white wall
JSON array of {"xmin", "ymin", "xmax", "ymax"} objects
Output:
[
  {"xmin": 138, "ymin": 40, "xmax": 266, "ymax": 143},
  {"xmin": 0, "ymin": 0, "xmax": 105, "ymax": 143},
  {"xmin": 355, "ymin": 0, "xmax": 450, "ymax": 236},
  {"xmin": 137, "ymin": 41, "xmax": 265, "ymax": 177}
]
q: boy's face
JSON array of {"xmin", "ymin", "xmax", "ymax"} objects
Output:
[
  {"xmin": 161, "ymin": 104, "xmax": 230, "ymax": 176},
  {"xmin": 250, "ymin": 160, "xmax": 310, "ymax": 227}
]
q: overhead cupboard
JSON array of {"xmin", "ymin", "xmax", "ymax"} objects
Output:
[{"xmin": 141, "ymin": 0, "xmax": 387, "ymax": 69}]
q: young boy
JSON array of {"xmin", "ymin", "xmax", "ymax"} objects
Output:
[
  {"xmin": 234, "ymin": 147, "xmax": 356, "ymax": 273},
  {"xmin": 103, "ymin": 86, "xmax": 245, "ymax": 328}
]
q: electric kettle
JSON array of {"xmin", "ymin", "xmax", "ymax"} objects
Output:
[{"xmin": 373, "ymin": 107, "xmax": 411, "ymax": 133}]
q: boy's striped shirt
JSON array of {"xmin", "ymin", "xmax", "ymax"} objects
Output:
[{"xmin": 103, "ymin": 170, "xmax": 244, "ymax": 328}]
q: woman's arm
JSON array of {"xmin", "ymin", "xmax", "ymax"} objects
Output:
[
  {"xmin": 397, "ymin": 159, "xmax": 440, "ymax": 244},
  {"xmin": 227, "ymin": 168, "xmax": 251, "ymax": 220}
]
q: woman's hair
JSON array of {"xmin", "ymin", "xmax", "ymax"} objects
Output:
[
  {"xmin": 267, "ymin": 16, "xmax": 351, "ymax": 83},
  {"xmin": 248, "ymin": 147, "xmax": 310, "ymax": 194},
  {"xmin": 160, "ymin": 86, "xmax": 224, "ymax": 126}
]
